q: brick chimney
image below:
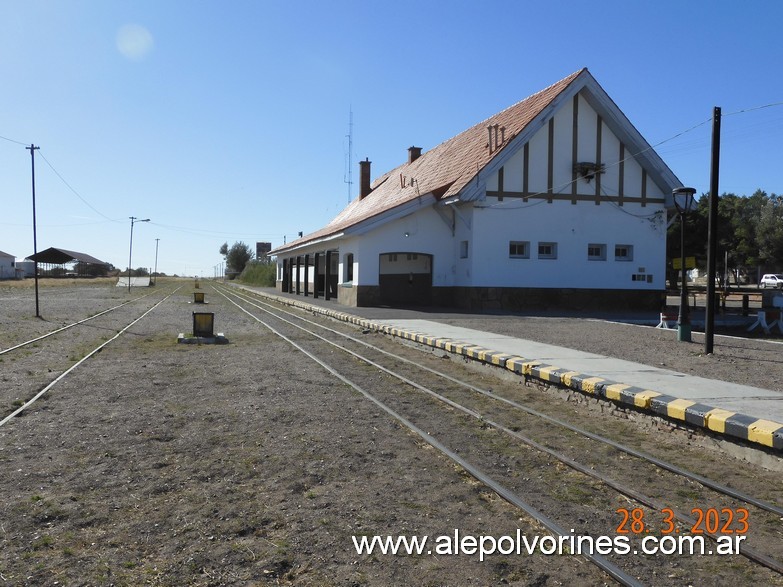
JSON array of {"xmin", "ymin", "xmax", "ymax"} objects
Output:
[
  {"xmin": 359, "ymin": 158, "xmax": 372, "ymax": 200},
  {"xmin": 408, "ymin": 146, "xmax": 422, "ymax": 163}
]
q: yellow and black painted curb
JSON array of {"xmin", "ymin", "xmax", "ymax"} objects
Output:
[{"xmin": 241, "ymin": 288, "xmax": 783, "ymax": 452}]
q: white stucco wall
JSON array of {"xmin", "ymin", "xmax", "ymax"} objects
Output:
[
  {"xmin": 471, "ymin": 89, "xmax": 669, "ymax": 290},
  {"xmin": 348, "ymin": 208, "xmax": 456, "ymax": 287},
  {"xmin": 468, "ymin": 199, "xmax": 666, "ymax": 288},
  {"xmin": 0, "ymin": 257, "xmax": 14, "ymax": 279},
  {"xmin": 485, "ymin": 93, "xmax": 667, "ymax": 202}
]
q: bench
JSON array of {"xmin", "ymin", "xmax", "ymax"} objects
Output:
[{"xmin": 656, "ymin": 312, "xmax": 679, "ymax": 329}]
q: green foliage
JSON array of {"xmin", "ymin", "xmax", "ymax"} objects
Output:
[
  {"xmin": 666, "ymin": 189, "xmax": 783, "ymax": 286},
  {"xmin": 221, "ymin": 241, "xmax": 254, "ymax": 278},
  {"xmin": 239, "ymin": 261, "xmax": 276, "ymax": 286}
]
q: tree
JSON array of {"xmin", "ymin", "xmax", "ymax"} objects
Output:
[
  {"xmin": 756, "ymin": 192, "xmax": 783, "ymax": 271},
  {"xmin": 666, "ymin": 188, "xmax": 783, "ymax": 288},
  {"xmin": 222, "ymin": 241, "xmax": 254, "ymax": 278}
]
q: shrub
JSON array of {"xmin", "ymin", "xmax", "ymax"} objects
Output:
[{"xmin": 239, "ymin": 261, "xmax": 276, "ymax": 286}]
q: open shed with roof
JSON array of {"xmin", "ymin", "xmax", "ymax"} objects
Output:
[{"xmin": 26, "ymin": 247, "xmax": 111, "ymax": 277}]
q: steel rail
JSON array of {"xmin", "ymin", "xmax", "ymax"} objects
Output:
[
  {"xmin": 0, "ymin": 287, "xmax": 181, "ymax": 428},
  {"xmin": 0, "ymin": 288, "xmax": 160, "ymax": 356},
  {"xmin": 216, "ymin": 286, "xmax": 644, "ymax": 587},
  {"xmin": 224, "ymin": 285, "xmax": 783, "ymax": 518},
  {"xmin": 219, "ymin": 286, "xmax": 783, "ymax": 575}
]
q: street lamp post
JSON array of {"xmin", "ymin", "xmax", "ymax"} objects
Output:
[
  {"xmin": 673, "ymin": 187, "xmax": 696, "ymax": 342},
  {"xmin": 153, "ymin": 238, "xmax": 160, "ymax": 286},
  {"xmin": 128, "ymin": 216, "xmax": 150, "ymax": 293}
]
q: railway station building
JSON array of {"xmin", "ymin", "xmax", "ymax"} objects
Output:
[{"xmin": 269, "ymin": 68, "xmax": 682, "ymax": 311}]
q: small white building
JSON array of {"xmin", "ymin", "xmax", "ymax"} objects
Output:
[
  {"xmin": 0, "ymin": 250, "xmax": 16, "ymax": 279},
  {"xmin": 270, "ymin": 68, "xmax": 681, "ymax": 311},
  {"xmin": 16, "ymin": 261, "xmax": 35, "ymax": 278}
]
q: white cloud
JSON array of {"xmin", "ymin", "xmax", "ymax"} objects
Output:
[{"xmin": 116, "ymin": 24, "xmax": 154, "ymax": 61}]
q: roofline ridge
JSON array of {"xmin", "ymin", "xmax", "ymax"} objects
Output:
[
  {"xmin": 406, "ymin": 68, "xmax": 587, "ymax": 162},
  {"xmin": 471, "ymin": 68, "xmax": 587, "ymax": 130}
]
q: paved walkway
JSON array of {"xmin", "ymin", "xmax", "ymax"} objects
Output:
[
  {"xmin": 382, "ymin": 318, "xmax": 783, "ymax": 422},
  {"xmin": 231, "ymin": 285, "xmax": 783, "ymax": 452}
]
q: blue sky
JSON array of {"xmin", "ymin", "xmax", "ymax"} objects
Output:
[{"xmin": 1, "ymin": 0, "xmax": 782, "ymax": 276}]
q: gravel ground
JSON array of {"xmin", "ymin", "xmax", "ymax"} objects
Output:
[{"xmin": 0, "ymin": 280, "xmax": 781, "ymax": 586}]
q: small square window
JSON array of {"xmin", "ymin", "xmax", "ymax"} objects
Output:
[
  {"xmin": 388, "ymin": 253, "xmax": 397, "ymax": 262},
  {"xmin": 538, "ymin": 242, "xmax": 557, "ymax": 260},
  {"xmin": 587, "ymin": 243, "xmax": 606, "ymax": 261},
  {"xmin": 509, "ymin": 241, "xmax": 530, "ymax": 259},
  {"xmin": 460, "ymin": 240, "xmax": 469, "ymax": 259},
  {"xmin": 615, "ymin": 244, "xmax": 633, "ymax": 261}
]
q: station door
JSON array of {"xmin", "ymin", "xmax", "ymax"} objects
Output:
[{"xmin": 378, "ymin": 252, "xmax": 432, "ymax": 305}]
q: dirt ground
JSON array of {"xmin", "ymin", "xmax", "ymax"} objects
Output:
[{"xmin": 0, "ymin": 280, "xmax": 781, "ymax": 586}]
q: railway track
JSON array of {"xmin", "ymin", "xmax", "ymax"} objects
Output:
[
  {"xmin": 216, "ymin": 284, "xmax": 783, "ymax": 586},
  {"xmin": 0, "ymin": 285, "xmax": 181, "ymax": 427},
  {"xmin": 0, "ymin": 289, "xmax": 157, "ymax": 357}
]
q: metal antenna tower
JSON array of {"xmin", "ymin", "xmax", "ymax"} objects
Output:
[{"xmin": 344, "ymin": 108, "xmax": 353, "ymax": 203}]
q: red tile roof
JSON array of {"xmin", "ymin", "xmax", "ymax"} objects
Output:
[{"xmin": 274, "ymin": 68, "xmax": 586, "ymax": 253}]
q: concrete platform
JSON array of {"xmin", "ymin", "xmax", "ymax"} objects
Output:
[
  {"xmin": 386, "ymin": 318, "xmax": 783, "ymax": 426},
  {"xmin": 231, "ymin": 285, "xmax": 783, "ymax": 452},
  {"xmin": 116, "ymin": 276, "xmax": 151, "ymax": 287}
]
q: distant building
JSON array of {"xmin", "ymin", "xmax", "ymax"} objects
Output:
[
  {"xmin": 256, "ymin": 242, "xmax": 272, "ymax": 262},
  {"xmin": 16, "ymin": 261, "xmax": 35, "ymax": 278},
  {"xmin": 25, "ymin": 247, "xmax": 110, "ymax": 277},
  {"xmin": 270, "ymin": 68, "xmax": 681, "ymax": 310},
  {"xmin": 0, "ymin": 250, "xmax": 15, "ymax": 279}
]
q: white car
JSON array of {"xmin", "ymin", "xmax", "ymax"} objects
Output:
[{"xmin": 760, "ymin": 274, "xmax": 783, "ymax": 288}]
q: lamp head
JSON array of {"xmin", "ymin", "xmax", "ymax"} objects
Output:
[{"xmin": 672, "ymin": 187, "xmax": 696, "ymax": 215}]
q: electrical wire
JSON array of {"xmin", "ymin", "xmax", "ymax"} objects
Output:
[
  {"xmin": 37, "ymin": 150, "xmax": 122, "ymax": 223},
  {"xmin": 724, "ymin": 101, "xmax": 783, "ymax": 117},
  {"xmin": 5, "ymin": 100, "xmax": 782, "ymax": 242},
  {"xmin": 473, "ymin": 114, "xmax": 714, "ymax": 211},
  {"xmin": 0, "ymin": 133, "xmax": 29, "ymax": 147},
  {"xmin": 597, "ymin": 184, "xmax": 667, "ymax": 219},
  {"xmin": 147, "ymin": 220, "xmax": 283, "ymax": 240}
]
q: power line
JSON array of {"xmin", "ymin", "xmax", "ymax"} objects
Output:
[
  {"xmin": 37, "ymin": 150, "xmax": 121, "ymax": 223},
  {"xmin": 723, "ymin": 101, "xmax": 783, "ymax": 117},
  {"xmin": 147, "ymin": 221, "xmax": 283, "ymax": 240},
  {"xmin": 0, "ymin": 133, "xmax": 29, "ymax": 147}
]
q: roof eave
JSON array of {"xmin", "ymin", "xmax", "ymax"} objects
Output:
[{"xmin": 269, "ymin": 232, "xmax": 345, "ymax": 256}]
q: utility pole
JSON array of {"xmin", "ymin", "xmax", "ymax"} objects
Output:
[
  {"xmin": 153, "ymin": 238, "xmax": 160, "ymax": 285},
  {"xmin": 26, "ymin": 144, "xmax": 40, "ymax": 318},
  {"xmin": 128, "ymin": 217, "xmax": 150, "ymax": 292},
  {"xmin": 705, "ymin": 107, "xmax": 721, "ymax": 354}
]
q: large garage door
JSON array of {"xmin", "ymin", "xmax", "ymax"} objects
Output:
[{"xmin": 379, "ymin": 252, "xmax": 432, "ymax": 305}]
